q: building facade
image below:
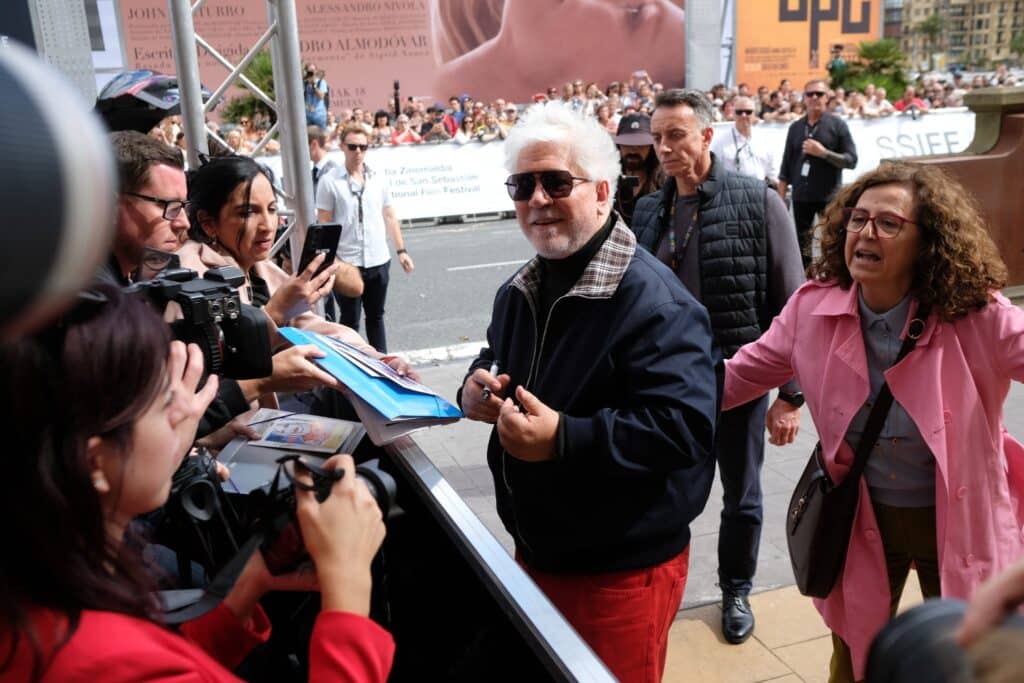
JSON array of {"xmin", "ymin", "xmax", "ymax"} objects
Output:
[{"xmin": 899, "ymin": 0, "xmax": 1024, "ymax": 69}]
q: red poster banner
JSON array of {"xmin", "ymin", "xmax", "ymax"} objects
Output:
[{"xmin": 117, "ymin": 0, "xmax": 686, "ymax": 111}]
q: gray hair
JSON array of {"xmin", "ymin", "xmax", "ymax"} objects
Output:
[
  {"xmin": 504, "ymin": 101, "xmax": 620, "ymax": 205},
  {"xmin": 653, "ymin": 88, "xmax": 715, "ymax": 128}
]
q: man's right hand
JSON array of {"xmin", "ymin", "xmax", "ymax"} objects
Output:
[{"xmin": 461, "ymin": 367, "xmax": 510, "ymax": 424}]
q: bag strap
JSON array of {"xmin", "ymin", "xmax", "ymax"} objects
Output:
[{"xmin": 844, "ymin": 303, "xmax": 931, "ymax": 485}]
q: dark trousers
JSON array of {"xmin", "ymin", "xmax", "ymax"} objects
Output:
[
  {"xmin": 338, "ymin": 260, "xmax": 390, "ymax": 353},
  {"xmin": 792, "ymin": 200, "xmax": 828, "ymax": 269},
  {"xmin": 716, "ymin": 393, "xmax": 769, "ymax": 596},
  {"xmin": 829, "ymin": 502, "xmax": 941, "ymax": 683}
]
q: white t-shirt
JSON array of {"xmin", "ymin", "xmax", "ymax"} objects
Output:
[
  {"xmin": 711, "ymin": 126, "xmax": 778, "ymax": 183},
  {"xmin": 316, "ymin": 163, "xmax": 393, "ymax": 268}
]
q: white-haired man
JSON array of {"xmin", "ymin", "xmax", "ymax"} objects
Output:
[{"xmin": 458, "ymin": 102, "xmax": 718, "ymax": 683}]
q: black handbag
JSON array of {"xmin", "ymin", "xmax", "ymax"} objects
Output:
[{"xmin": 786, "ymin": 306, "xmax": 929, "ymax": 598}]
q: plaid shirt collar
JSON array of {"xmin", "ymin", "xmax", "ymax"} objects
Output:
[{"xmin": 511, "ymin": 214, "xmax": 636, "ymax": 304}]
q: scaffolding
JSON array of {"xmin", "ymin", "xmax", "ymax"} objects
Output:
[{"xmin": 168, "ymin": 0, "xmax": 313, "ymax": 265}]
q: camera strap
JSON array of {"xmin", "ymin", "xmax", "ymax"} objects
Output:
[{"xmin": 160, "ymin": 532, "xmax": 265, "ymax": 625}]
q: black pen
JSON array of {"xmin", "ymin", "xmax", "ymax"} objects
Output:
[{"xmin": 481, "ymin": 360, "xmax": 499, "ymax": 401}]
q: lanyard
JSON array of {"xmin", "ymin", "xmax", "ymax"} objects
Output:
[
  {"xmin": 732, "ymin": 128, "xmax": 751, "ymax": 169},
  {"xmin": 666, "ymin": 200, "xmax": 699, "ymax": 271}
]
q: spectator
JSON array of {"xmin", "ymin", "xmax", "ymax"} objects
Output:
[
  {"xmin": 863, "ymin": 87, "xmax": 895, "ymax": 117},
  {"xmin": 612, "ymin": 112, "xmax": 663, "ymax": 225},
  {"xmin": 453, "ymin": 114, "xmax": 476, "ymax": 144},
  {"xmin": 421, "ymin": 105, "xmax": 455, "ymax": 142},
  {"xmin": 500, "ymin": 104, "xmax": 519, "ymax": 132},
  {"xmin": 711, "ymin": 95, "xmax": 778, "ymax": 188},
  {"xmin": 474, "ymin": 111, "xmax": 507, "ymax": 142},
  {"xmin": 390, "ymin": 115, "xmax": 423, "ymax": 145},
  {"xmin": 370, "ymin": 111, "xmax": 393, "ymax": 147},
  {"xmin": 596, "ymin": 103, "xmax": 618, "ymax": 133},
  {"xmin": 894, "ymin": 86, "xmax": 929, "ymax": 114},
  {"xmin": 303, "ymin": 62, "xmax": 328, "ymax": 128}
]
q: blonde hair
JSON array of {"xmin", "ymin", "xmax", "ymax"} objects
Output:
[{"xmin": 431, "ymin": 0, "xmax": 504, "ymax": 63}]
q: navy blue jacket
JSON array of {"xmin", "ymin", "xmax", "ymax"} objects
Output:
[{"xmin": 460, "ymin": 220, "xmax": 718, "ymax": 574}]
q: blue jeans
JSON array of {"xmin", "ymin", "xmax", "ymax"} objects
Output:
[
  {"xmin": 716, "ymin": 393, "xmax": 768, "ymax": 596},
  {"xmin": 338, "ymin": 260, "xmax": 390, "ymax": 353}
]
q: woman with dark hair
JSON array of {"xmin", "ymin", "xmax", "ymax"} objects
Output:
[
  {"xmin": 0, "ymin": 286, "xmax": 393, "ymax": 681},
  {"xmin": 179, "ymin": 156, "xmax": 415, "ymax": 411},
  {"xmin": 370, "ymin": 111, "xmax": 393, "ymax": 147},
  {"xmin": 722, "ymin": 161, "xmax": 1024, "ymax": 682}
]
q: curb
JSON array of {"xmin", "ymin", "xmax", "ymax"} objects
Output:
[{"xmin": 396, "ymin": 341, "xmax": 485, "ymax": 366}]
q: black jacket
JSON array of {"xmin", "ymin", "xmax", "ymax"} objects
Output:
[{"xmin": 460, "ymin": 220, "xmax": 717, "ymax": 574}]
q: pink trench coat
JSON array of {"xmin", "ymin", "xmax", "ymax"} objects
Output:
[{"xmin": 723, "ymin": 279, "xmax": 1024, "ymax": 679}]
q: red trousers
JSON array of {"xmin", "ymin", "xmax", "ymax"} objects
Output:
[{"xmin": 521, "ymin": 547, "xmax": 689, "ymax": 683}]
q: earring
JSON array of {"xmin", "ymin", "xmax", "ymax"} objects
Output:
[{"xmin": 91, "ymin": 471, "xmax": 109, "ymax": 494}]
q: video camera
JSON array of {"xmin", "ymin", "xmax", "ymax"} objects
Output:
[{"xmin": 127, "ymin": 264, "xmax": 272, "ymax": 380}]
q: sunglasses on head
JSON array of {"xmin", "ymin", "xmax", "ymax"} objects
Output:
[
  {"xmin": 734, "ymin": 109, "xmax": 754, "ymax": 115},
  {"xmin": 505, "ymin": 170, "xmax": 591, "ymax": 201},
  {"xmin": 804, "ymin": 91, "xmax": 828, "ymax": 98},
  {"xmin": 346, "ymin": 143, "xmax": 369, "ymax": 151}
]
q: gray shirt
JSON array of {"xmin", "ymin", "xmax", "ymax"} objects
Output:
[{"xmin": 845, "ymin": 292, "xmax": 936, "ymax": 507}]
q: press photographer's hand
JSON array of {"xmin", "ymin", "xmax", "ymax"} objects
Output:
[
  {"xmin": 294, "ymin": 454, "xmax": 385, "ymax": 616},
  {"xmin": 167, "ymin": 341, "xmax": 219, "ymax": 458}
]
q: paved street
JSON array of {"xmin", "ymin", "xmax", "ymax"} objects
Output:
[{"xmin": 378, "ymin": 218, "xmax": 531, "ymax": 354}]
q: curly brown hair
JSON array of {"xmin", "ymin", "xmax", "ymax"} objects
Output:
[{"xmin": 810, "ymin": 160, "xmax": 1007, "ymax": 321}]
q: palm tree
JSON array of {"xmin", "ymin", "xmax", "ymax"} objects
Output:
[
  {"xmin": 1012, "ymin": 32, "xmax": 1024, "ymax": 66},
  {"xmin": 915, "ymin": 13, "xmax": 945, "ymax": 72},
  {"xmin": 843, "ymin": 39, "xmax": 909, "ymax": 96},
  {"xmin": 220, "ymin": 50, "xmax": 276, "ymax": 124}
]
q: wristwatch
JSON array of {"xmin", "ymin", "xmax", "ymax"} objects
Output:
[
  {"xmin": 778, "ymin": 391, "xmax": 805, "ymax": 408},
  {"xmin": 397, "ymin": 248, "xmax": 408, "ymax": 255}
]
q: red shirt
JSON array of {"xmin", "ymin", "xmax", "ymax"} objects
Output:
[
  {"xmin": 1, "ymin": 604, "xmax": 394, "ymax": 682},
  {"xmin": 894, "ymin": 97, "xmax": 928, "ymax": 111}
]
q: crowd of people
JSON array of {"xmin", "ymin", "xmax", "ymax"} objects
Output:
[{"xmin": 10, "ymin": 46, "xmax": 1024, "ymax": 683}]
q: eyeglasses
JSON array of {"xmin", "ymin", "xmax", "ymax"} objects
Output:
[
  {"xmin": 804, "ymin": 91, "xmax": 828, "ymax": 99},
  {"xmin": 734, "ymin": 109, "xmax": 754, "ymax": 116},
  {"xmin": 843, "ymin": 207, "xmax": 916, "ymax": 238},
  {"xmin": 505, "ymin": 170, "xmax": 592, "ymax": 201},
  {"xmin": 346, "ymin": 143, "xmax": 369, "ymax": 152},
  {"xmin": 124, "ymin": 191, "xmax": 191, "ymax": 220}
]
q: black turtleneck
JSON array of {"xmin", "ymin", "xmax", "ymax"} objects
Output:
[{"xmin": 535, "ymin": 214, "xmax": 614, "ymax": 323}]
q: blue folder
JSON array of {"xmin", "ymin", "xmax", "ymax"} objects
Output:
[{"xmin": 279, "ymin": 327, "xmax": 463, "ymax": 423}]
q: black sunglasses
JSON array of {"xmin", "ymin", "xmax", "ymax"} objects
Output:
[
  {"xmin": 346, "ymin": 143, "xmax": 369, "ymax": 152},
  {"xmin": 124, "ymin": 191, "xmax": 191, "ymax": 220},
  {"xmin": 734, "ymin": 109, "xmax": 754, "ymax": 115},
  {"xmin": 505, "ymin": 170, "xmax": 591, "ymax": 201},
  {"xmin": 804, "ymin": 91, "xmax": 828, "ymax": 98}
]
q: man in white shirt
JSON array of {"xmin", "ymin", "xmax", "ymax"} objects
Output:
[
  {"xmin": 710, "ymin": 97, "xmax": 778, "ymax": 191},
  {"xmin": 316, "ymin": 124, "xmax": 414, "ymax": 352}
]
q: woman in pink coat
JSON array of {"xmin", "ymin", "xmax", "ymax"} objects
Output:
[{"xmin": 724, "ymin": 161, "xmax": 1024, "ymax": 682}]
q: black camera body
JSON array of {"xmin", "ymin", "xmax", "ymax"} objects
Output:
[{"xmin": 127, "ymin": 265, "xmax": 272, "ymax": 380}]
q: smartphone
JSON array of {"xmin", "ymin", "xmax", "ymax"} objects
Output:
[{"xmin": 296, "ymin": 223, "xmax": 342, "ymax": 277}]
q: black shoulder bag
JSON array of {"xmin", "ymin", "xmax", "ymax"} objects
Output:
[{"xmin": 787, "ymin": 306, "xmax": 930, "ymax": 598}]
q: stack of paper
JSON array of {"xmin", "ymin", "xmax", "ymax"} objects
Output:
[{"xmin": 279, "ymin": 327, "xmax": 463, "ymax": 445}]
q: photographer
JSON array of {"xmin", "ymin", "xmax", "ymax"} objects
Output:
[
  {"xmin": 178, "ymin": 155, "xmax": 416, "ymax": 408},
  {"xmin": 0, "ymin": 286, "xmax": 393, "ymax": 681},
  {"xmin": 303, "ymin": 63, "xmax": 328, "ymax": 129}
]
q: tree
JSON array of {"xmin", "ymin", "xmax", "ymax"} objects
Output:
[
  {"xmin": 220, "ymin": 49, "xmax": 276, "ymax": 125},
  {"xmin": 1011, "ymin": 32, "xmax": 1024, "ymax": 65},
  {"xmin": 915, "ymin": 13, "xmax": 945, "ymax": 72},
  {"xmin": 842, "ymin": 39, "xmax": 909, "ymax": 97}
]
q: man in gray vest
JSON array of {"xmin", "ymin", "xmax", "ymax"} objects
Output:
[{"xmin": 631, "ymin": 89, "xmax": 805, "ymax": 645}]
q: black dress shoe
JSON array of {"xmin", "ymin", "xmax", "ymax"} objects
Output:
[{"xmin": 721, "ymin": 592, "xmax": 755, "ymax": 644}]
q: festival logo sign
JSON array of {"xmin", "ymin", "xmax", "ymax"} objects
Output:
[{"xmin": 735, "ymin": 0, "xmax": 879, "ymax": 90}]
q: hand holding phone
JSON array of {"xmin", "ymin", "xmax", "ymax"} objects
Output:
[{"xmin": 296, "ymin": 223, "xmax": 342, "ymax": 277}]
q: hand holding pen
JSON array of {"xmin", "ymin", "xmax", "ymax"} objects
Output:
[{"xmin": 463, "ymin": 360, "xmax": 510, "ymax": 424}]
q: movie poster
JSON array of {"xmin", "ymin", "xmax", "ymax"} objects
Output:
[
  {"xmin": 117, "ymin": 0, "xmax": 686, "ymax": 110},
  {"xmin": 735, "ymin": 0, "xmax": 880, "ymax": 90}
]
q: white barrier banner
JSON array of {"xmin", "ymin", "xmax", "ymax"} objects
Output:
[
  {"xmin": 718, "ymin": 109, "xmax": 976, "ymax": 185},
  {"xmin": 263, "ymin": 111, "xmax": 975, "ymax": 221}
]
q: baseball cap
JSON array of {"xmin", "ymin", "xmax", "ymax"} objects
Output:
[{"xmin": 613, "ymin": 113, "xmax": 653, "ymax": 146}]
